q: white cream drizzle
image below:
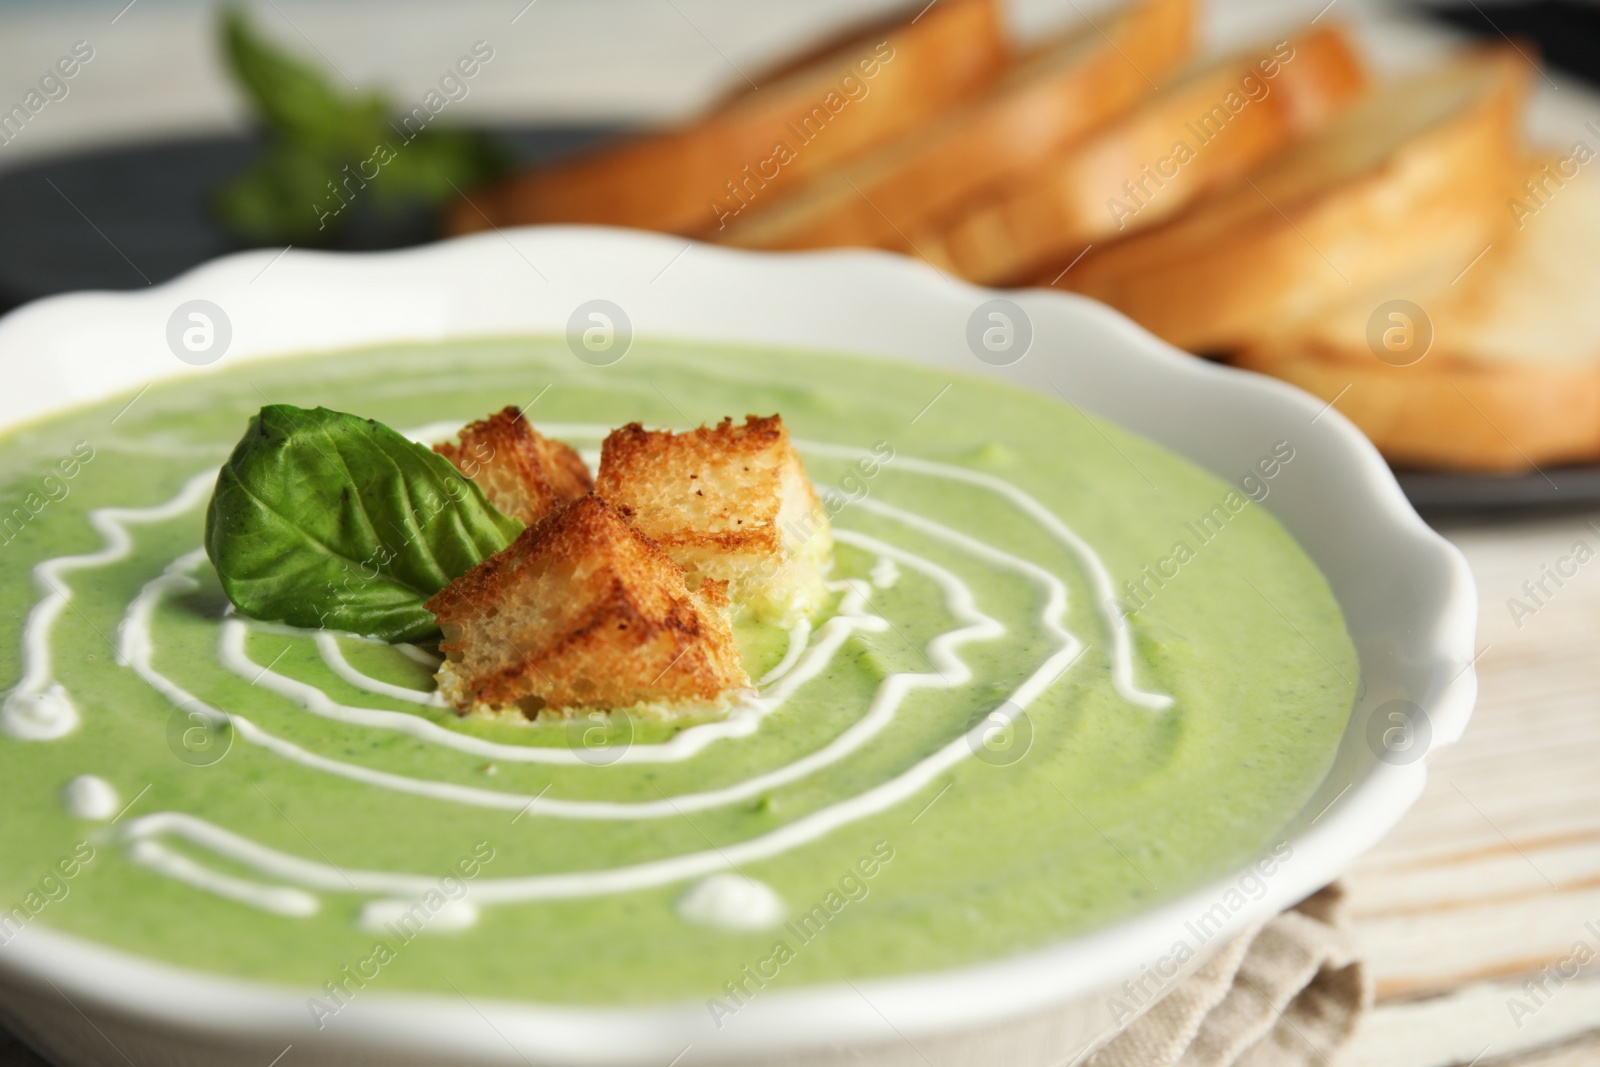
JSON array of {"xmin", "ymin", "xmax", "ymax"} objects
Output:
[
  {"xmin": 357, "ymin": 897, "xmax": 479, "ymax": 935},
  {"xmin": 159, "ymin": 526, "xmax": 1026, "ymax": 822},
  {"xmin": 1, "ymin": 469, "xmax": 216, "ymax": 740},
  {"xmin": 63, "ymin": 775, "xmax": 119, "ymax": 820},
  {"xmin": 803, "ymin": 443, "xmax": 1172, "ymax": 712},
  {"xmin": 756, "ymin": 617, "xmax": 812, "ymax": 687},
  {"xmin": 126, "ymin": 838, "xmax": 319, "ymax": 917},
  {"xmin": 16, "ymin": 426, "xmax": 1174, "ymax": 925},
  {"xmin": 454, "ymin": 423, "xmax": 1170, "ymax": 711},
  {"xmin": 394, "ymin": 642, "xmax": 442, "ymax": 668},
  {"xmin": 120, "ymin": 665, "xmax": 1092, "ymax": 907},
  {"xmin": 207, "ymin": 579, "xmax": 878, "ymax": 772},
  {"xmin": 114, "ymin": 523, "xmax": 1085, "ymax": 908},
  {"xmin": 315, "ymin": 632, "xmax": 447, "ymax": 707}
]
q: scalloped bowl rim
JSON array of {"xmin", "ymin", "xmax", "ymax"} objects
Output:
[{"xmin": 0, "ymin": 228, "xmax": 1477, "ymax": 1066}]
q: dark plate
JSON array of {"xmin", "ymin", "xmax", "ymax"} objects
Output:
[
  {"xmin": 1414, "ymin": 0, "xmax": 1600, "ymax": 88},
  {"xmin": 4, "ymin": 126, "xmax": 1595, "ymax": 523},
  {"xmin": 0, "ymin": 125, "xmax": 621, "ymax": 313},
  {"xmin": 1393, "ymin": 464, "xmax": 1600, "ymax": 518}
]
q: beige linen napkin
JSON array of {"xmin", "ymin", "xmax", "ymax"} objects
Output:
[
  {"xmin": 0, "ymin": 887, "xmax": 1368, "ymax": 1067},
  {"xmin": 1087, "ymin": 884, "xmax": 1370, "ymax": 1067}
]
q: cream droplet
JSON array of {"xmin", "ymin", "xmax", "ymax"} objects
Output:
[
  {"xmin": 678, "ymin": 874, "xmax": 784, "ymax": 931},
  {"xmin": 2, "ymin": 685, "xmax": 79, "ymax": 741},
  {"xmin": 63, "ymin": 775, "xmax": 119, "ymax": 820}
]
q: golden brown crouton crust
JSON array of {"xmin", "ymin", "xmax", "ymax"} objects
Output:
[
  {"xmin": 425, "ymin": 494, "xmax": 747, "ymax": 715},
  {"xmin": 594, "ymin": 415, "xmax": 828, "ymax": 617},
  {"xmin": 433, "ymin": 407, "xmax": 592, "ymax": 526},
  {"xmin": 598, "ymin": 416, "xmax": 785, "ymax": 549}
]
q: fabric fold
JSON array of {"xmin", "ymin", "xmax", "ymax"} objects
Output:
[{"xmin": 1088, "ymin": 883, "xmax": 1370, "ymax": 1067}]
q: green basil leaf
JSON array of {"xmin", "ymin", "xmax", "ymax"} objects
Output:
[
  {"xmin": 221, "ymin": 7, "xmax": 374, "ymax": 142},
  {"xmin": 213, "ymin": 147, "xmax": 353, "ymax": 244},
  {"xmin": 205, "ymin": 405, "xmax": 523, "ymax": 642},
  {"xmin": 214, "ymin": 6, "xmax": 508, "ymax": 245},
  {"xmin": 373, "ymin": 128, "xmax": 512, "ymax": 202}
]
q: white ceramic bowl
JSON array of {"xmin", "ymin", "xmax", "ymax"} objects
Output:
[{"xmin": 0, "ymin": 228, "xmax": 1476, "ymax": 1067}]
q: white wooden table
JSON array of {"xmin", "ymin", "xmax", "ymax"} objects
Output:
[{"xmin": 1341, "ymin": 508, "xmax": 1600, "ymax": 1067}]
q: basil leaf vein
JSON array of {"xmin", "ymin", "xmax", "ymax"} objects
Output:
[{"xmin": 205, "ymin": 404, "xmax": 522, "ymax": 642}]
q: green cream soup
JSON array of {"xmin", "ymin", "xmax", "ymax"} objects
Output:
[{"xmin": 0, "ymin": 338, "xmax": 1355, "ymax": 1005}]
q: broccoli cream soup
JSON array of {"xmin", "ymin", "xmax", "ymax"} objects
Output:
[{"xmin": 0, "ymin": 338, "xmax": 1354, "ymax": 1006}]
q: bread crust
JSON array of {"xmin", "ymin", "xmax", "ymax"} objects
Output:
[
  {"xmin": 596, "ymin": 415, "xmax": 828, "ymax": 619},
  {"xmin": 426, "ymin": 494, "xmax": 747, "ymax": 715},
  {"xmin": 1062, "ymin": 47, "xmax": 1528, "ymax": 352},
  {"xmin": 446, "ymin": 0, "xmax": 1007, "ymax": 237},
  {"xmin": 927, "ymin": 25, "xmax": 1365, "ymax": 285},
  {"xmin": 716, "ymin": 0, "xmax": 1197, "ymax": 254},
  {"xmin": 1232, "ymin": 348, "xmax": 1600, "ymax": 471},
  {"xmin": 1230, "ymin": 154, "xmax": 1600, "ymax": 471},
  {"xmin": 433, "ymin": 407, "xmax": 592, "ymax": 526}
]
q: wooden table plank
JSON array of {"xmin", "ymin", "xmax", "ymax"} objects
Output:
[
  {"xmin": 1340, "ymin": 508, "xmax": 1600, "ymax": 1065},
  {"xmin": 1490, "ymin": 1029, "xmax": 1600, "ymax": 1066}
]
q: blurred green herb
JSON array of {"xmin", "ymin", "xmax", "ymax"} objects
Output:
[{"xmin": 214, "ymin": 6, "xmax": 507, "ymax": 245}]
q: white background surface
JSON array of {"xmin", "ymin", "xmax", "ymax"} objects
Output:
[{"xmin": 0, "ymin": 0, "xmax": 1596, "ymax": 172}]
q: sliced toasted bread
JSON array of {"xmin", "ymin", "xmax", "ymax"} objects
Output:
[
  {"xmin": 447, "ymin": 0, "xmax": 1007, "ymax": 238},
  {"xmin": 427, "ymin": 494, "xmax": 748, "ymax": 716},
  {"xmin": 432, "ymin": 407, "xmax": 592, "ymax": 526},
  {"xmin": 1266, "ymin": 153, "xmax": 1600, "ymax": 367},
  {"xmin": 1064, "ymin": 47, "xmax": 1529, "ymax": 352},
  {"xmin": 715, "ymin": 0, "xmax": 1196, "ymax": 253},
  {"xmin": 1233, "ymin": 158, "xmax": 1600, "ymax": 471},
  {"xmin": 920, "ymin": 25, "xmax": 1366, "ymax": 285},
  {"xmin": 1233, "ymin": 350, "xmax": 1600, "ymax": 471},
  {"xmin": 595, "ymin": 415, "xmax": 828, "ymax": 620}
]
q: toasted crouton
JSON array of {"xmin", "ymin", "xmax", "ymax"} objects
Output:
[
  {"xmin": 433, "ymin": 407, "xmax": 592, "ymax": 525},
  {"xmin": 426, "ymin": 494, "xmax": 748, "ymax": 716},
  {"xmin": 595, "ymin": 416, "xmax": 829, "ymax": 620}
]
